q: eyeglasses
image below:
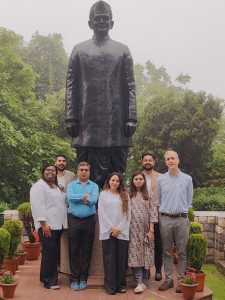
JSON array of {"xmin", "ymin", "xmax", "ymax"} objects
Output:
[{"xmin": 45, "ymin": 168, "xmax": 56, "ymax": 173}]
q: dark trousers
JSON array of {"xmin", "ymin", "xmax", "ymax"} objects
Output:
[
  {"xmin": 38, "ymin": 228, "xmax": 63, "ymax": 288},
  {"xmin": 102, "ymin": 237, "xmax": 128, "ymax": 291},
  {"xmin": 77, "ymin": 147, "xmax": 128, "ymax": 188},
  {"xmin": 154, "ymin": 223, "xmax": 163, "ymax": 272},
  {"xmin": 68, "ymin": 214, "xmax": 95, "ymax": 282}
]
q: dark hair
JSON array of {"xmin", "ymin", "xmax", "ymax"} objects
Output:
[
  {"xmin": 55, "ymin": 154, "xmax": 67, "ymax": 160},
  {"xmin": 129, "ymin": 171, "xmax": 149, "ymax": 200},
  {"xmin": 103, "ymin": 172, "xmax": 129, "ymax": 216},
  {"xmin": 141, "ymin": 152, "xmax": 156, "ymax": 161},
  {"xmin": 41, "ymin": 163, "xmax": 58, "ymax": 187},
  {"xmin": 77, "ymin": 161, "xmax": 91, "ymax": 170}
]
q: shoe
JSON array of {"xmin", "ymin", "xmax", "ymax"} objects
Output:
[
  {"xmin": 134, "ymin": 283, "xmax": 146, "ymax": 294},
  {"xmin": 116, "ymin": 287, "xmax": 126, "ymax": 293},
  {"xmin": 71, "ymin": 281, "xmax": 79, "ymax": 291},
  {"xmin": 50, "ymin": 285, "xmax": 60, "ymax": 290},
  {"xmin": 79, "ymin": 281, "xmax": 87, "ymax": 290},
  {"xmin": 176, "ymin": 284, "xmax": 182, "ymax": 293},
  {"xmin": 106, "ymin": 287, "xmax": 116, "ymax": 295},
  {"xmin": 158, "ymin": 280, "xmax": 174, "ymax": 291},
  {"xmin": 155, "ymin": 271, "xmax": 162, "ymax": 281}
]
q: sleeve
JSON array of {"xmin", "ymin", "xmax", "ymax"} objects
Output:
[
  {"xmin": 98, "ymin": 192, "xmax": 114, "ymax": 237},
  {"xmin": 30, "ymin": 183, "xmax": 47, "ymax": 223},
  {"xmin": 66, "ymin": 182, "xmax": 82, "ymax": 203},
  {"xmin": 187, "ymin": 176, "xmax": 193, "ymax": 209},
  {"xmin": 65, "ymin": 46, "xmax": 80, "ymax": 123},
  {"xmin": 124, "ymin": 47, "xmax": 137, "ymax": 122},
  {"xmin": 118, "ymin": 196, "xmax": 131, "ymax": 232},
  {"xmin": 149, "ymin": 197, "xmax": 158, "ymax": 223},
  {"xmin": 86, "ymin": 183, "xmax": 99, "ymax": 206}
]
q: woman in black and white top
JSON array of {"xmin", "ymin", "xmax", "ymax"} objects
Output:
[
  {"xmin": 98, "ymin": 172, "xmax": 131, "ymax": 295},
  {"xmin": 30, "ymin": 163, "xmax": 67, "ymax": 290}
]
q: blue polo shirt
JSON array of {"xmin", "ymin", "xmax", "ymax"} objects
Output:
[{"xmin": 67, "ymin": 179, "xmax": 99, "ymax": 218}]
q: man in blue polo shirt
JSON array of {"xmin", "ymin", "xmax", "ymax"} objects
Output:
[
  {"xmin": 157, "ymin": 151, "xmax": 193, "ymax": 293},
  {"xmin": 67, "ymin": 162, "xmax": 99, "ymax": 291}
]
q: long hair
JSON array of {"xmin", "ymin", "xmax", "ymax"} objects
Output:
[
  {"xmin": 103, "ymin": 172, "xmax": 129, "ymax": 216},
  {"xmin": 129, "ymin": 171, "xmax": 149, "ymax": 200},
  {"xmin": 41, "ymin": 163, "xmax": 58, "ymax": 188}
]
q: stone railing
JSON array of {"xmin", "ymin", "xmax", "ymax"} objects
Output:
[{"xmin": 194, "ymin": 211, "xmax": 225, "ymax": 263}]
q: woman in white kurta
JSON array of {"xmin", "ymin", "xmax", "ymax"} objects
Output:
[
  {"xmin": 30, "ymin": 163, "xmax": 67, "ymax": 290},
  {"xmin": 98, "ymin": 172, "xmax": 131, "ymax": 295},
  {"xmin": 128, "ymin": 171, "xmax": 158, "ymax": 294}
]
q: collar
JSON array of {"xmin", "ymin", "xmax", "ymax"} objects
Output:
[{"xmin": 76, "ymin": 179, "xmax": 91, "ymax": 185}]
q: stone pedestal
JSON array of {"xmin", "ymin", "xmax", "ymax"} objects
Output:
[{"xmin": 60, "ymin": 214, "xmax": 104, "ymax": 275}]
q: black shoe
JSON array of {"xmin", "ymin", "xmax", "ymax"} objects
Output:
[
  {"xmin": 155, "ymin": 271, "xmax": 162, "ymax": 281},
  {"xmin": 106, "ymin": 288, "xmax": 116, "ymax": 295}
]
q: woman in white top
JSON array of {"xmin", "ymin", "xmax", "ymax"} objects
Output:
[
  {"xmin": 98, "ymin": 172, "xmax": 131, "ymax": 295},
  {"xmin": 30, "ymin": 163, "xmax": 67, "ymax": 290}
]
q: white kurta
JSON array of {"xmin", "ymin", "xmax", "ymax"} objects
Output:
[
  {"xmin": 30, "ymin": 179, "xmax": 68, "ymax": 230},
  {"xmin": 98, "ymin": 190, "xmax": 131, "ymax": 241}
]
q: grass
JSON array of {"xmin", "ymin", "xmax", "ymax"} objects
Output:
[{"xmin": 203, "ymin": 264, "xmax": 225, "ymax": 300}]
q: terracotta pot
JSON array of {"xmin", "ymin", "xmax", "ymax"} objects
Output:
[
  {"xmin": 186, "ymin": 271, "xmax": 206, "ymax": 292},
  {"xmin": 14, "ymin": 256, "xmax": 19, "ymax": 271},
  {"xmin": 22, "ymin": 242, "xmax": 41, "ymax": 260},
  {"xmin": 179, "ymin": 281, "xmax": 199, "ymax": 300},
  {"xmin": 0, "ymin": 281, "xmax": 18, "ymax": 298},
  {"xmin": 17, "ymin": 252, "xmax": 27, "ymax": 265},
  {"xmin": 2, "ymin": 258, "xmax": 17, "ymax": 275}
]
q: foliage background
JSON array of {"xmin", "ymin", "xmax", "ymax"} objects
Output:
[{"xmin": 0, "ymin": 27, "xmax": 224, "ymax": 207}]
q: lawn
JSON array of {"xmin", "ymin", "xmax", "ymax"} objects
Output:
[{"xmin": 203, "ymin": 264, "xmax": 225, "ymax": 300}]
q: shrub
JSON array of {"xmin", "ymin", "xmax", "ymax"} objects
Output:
[
  {"xmin": 0, "ymin": 202, "xmax": 9, "ymax": 213},
  {"xmin": 17, "ymin": 202, "xmax": 35, "ymax": 243},
  {"xmin": 0, "ymin": 271, "xmax": 14, "ymax": 284},
  {"xmin": 187, "ymin": 233, "xmax": 208, "ymax": 273},
  {"xmin": 0, "ymin": 228, "xmax": 11, "ymax": 266},
  {"xmin": 193, "ymin": 187, "xmax": 225, "ymax": 211},
  {"xmin": 2, "ymin": 220, "xmax": 23, "ymax": 259},
  {"xmin": 189, "ymin": 221, "xmax": 202, "ymax": 235},
  {"xmin": 188, "ymin": 208, "xmax": 195, "ymax": 222}
]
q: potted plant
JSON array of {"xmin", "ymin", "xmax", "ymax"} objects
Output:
[
  {"xmin": 2, "ymin": 220, "xmax": 23, "ymax": 274},
  {"xmin": 0, "ymin": 271, "xmax": 18, "ymax": 298},
  {"xmin": 17, "ymin": 202, "xmax": 41, "ymax": 260},
  {"xmin": 189, "ymin": 221, "xmax": 202, "ymax": 235},
  {"xmin": 0, "ymin": 228, "xmax": 11, "ymax": 275},
  {"xmin": 179, "ymin": 274, "xmax": 199, "ymax": 300},
  {"xmin": 16, "ymin": 243, "xmax": 27, "ymax": 266},
  {"xmin": 187, "ymin": 233, "xmax": 208, "ymax": 292}
]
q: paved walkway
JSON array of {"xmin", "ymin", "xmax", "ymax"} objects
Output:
[{"xmin": 1, "ymin": 259, "xmax": 212, "ymax": 300}]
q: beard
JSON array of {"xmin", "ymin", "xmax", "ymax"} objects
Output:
[{"xmin": 143, "ymin": 165, "xmax": 153, "ymax": 171}]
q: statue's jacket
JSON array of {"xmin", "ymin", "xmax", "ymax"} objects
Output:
[{"xmin": 65, "ymin": 35, "xmax": 137, "ymax": 147}]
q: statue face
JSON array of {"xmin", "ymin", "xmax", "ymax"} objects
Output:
[{"xmin": 89, "ymin": 12, "xmax": 113, "ymax": 35}]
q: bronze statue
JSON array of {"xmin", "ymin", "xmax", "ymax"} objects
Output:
[{"xmin": 65, "ymin": 0, "xmax": 137, "ymax": 187}]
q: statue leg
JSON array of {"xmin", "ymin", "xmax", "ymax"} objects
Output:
[{"xmin": 109, "ymin": 147, "xmax": 129, "ymax": 174}]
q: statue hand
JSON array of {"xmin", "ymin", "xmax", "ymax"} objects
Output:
[
  {"xmin": 66, "ymin": 121, "xmax": 79, "ymax": 137},
  {"xmin": 125, "ymin": 121, "xmax": 136, "ymax": 137}
]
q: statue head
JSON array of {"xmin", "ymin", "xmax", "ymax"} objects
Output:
[{"xmin": 88, "ymin": 1, "xmax": 114, "ymax": 37}]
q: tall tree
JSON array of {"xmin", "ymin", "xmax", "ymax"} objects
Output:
[{"xmin": 23, "ymin": 32, "xmax": 68, "ymax": 99}]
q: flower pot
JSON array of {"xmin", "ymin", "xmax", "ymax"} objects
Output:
[
  {"xmin": 14, "ymin": 256, "xmax": 19, "ymax": 271},
  {"xmin": 186, "ymin": 270, "xmax": 206, "ymax": 292},
  {"xmin": 179, "ymin": 281, "xmax": 199, "ymax": 300},
  {"xmin": 22, "ymin": 242, "xmax": 41, "ymax": 260},
  {"xmin": 0, "ymin": 281, "xmax": 18, "ymax": 298},
  {"xmin": 17, "ymin": 252, "xmax": 27, "ymax": 265},
  {"xmin": 2, "ymin": 258, "xmax": 17, "ymax": 275}
]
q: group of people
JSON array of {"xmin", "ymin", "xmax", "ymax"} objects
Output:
[{"xmin": 30, "ymin": 150, "xmax": 193, "ymax": 295}]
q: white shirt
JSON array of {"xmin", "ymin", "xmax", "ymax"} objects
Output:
[
  {"xmin": 98, "ymin": 190, "xmax": 131, "ymax": 240},
  {"xmin": 30, "ymin": 179, "xmax": 68, "ymax": 230}
]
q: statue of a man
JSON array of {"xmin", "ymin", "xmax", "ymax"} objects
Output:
[{"xmin": 65, "ymin": 0, "xmax": 137, "ymax": 187}]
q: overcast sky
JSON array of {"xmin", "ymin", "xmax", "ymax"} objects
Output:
[{"xmin": 1, "ymin": 0, "xmax": 225, "ymax": 99}]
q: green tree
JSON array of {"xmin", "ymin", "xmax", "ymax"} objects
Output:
[{"xmin": 23, "ymin": 31, "xmax": 68, "ymax": 99}]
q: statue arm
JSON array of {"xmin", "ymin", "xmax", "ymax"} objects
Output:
[
  {"xmin": 124, "ymin": 48, "xmax": 137, "ymax": 137},
  {"xmin": 65, "ymin": 46, "xmax": 80, "ymax": 137}
]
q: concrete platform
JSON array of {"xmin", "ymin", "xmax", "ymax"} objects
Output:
[{"xmin": 0, "ymin": 258, "xmax": 213, "ymax": 300}]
